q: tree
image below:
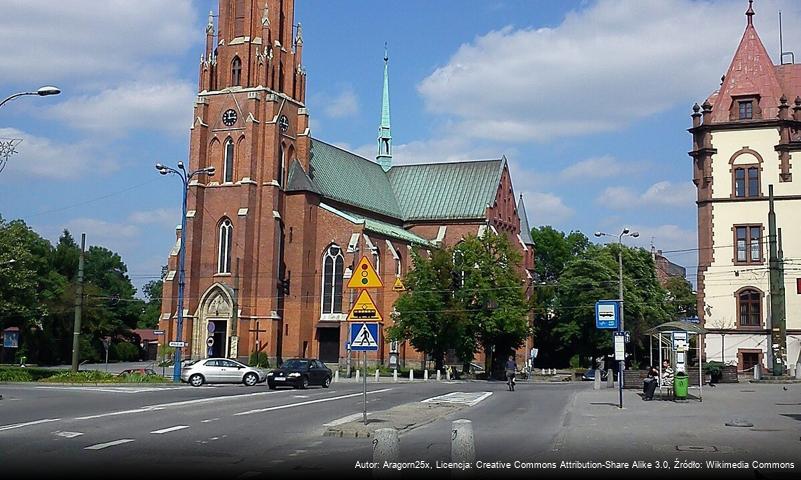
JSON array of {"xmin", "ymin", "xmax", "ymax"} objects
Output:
[
  {"xmin": 663, "ymin": 276, "xmax": 697, "ymax": 320},
  {"xmin": 388, "ymin": 248, "xmax": 472, "ymax": 371},
  {"xmin": 138, "ymin": 267, "xmax": 166, "ymax": 329},
  {"xmin": 455, "ymin": 231, "xmax": 531, "ymax": 375}
]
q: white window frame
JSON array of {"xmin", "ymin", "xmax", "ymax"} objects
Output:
[
  {"xmin": 218, "ymin": 218, "xmax": 233, "ymax": 273},
  {"xmin": 321, "ymin": 244, "xmax": 345, "ymax": 318}
]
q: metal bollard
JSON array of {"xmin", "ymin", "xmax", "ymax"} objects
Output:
[
  {"xmin": 393, "ymin": 369, "xmax": 398, "ymax": 382},
  {"xmin": 593, "ymin": 369, "xmax": 601, "ymax": 390},
  {"xmin": 334, "ymin": 370, "xmax": 339, "ymax": 383},
  {"xmin": 606, "ymin": 369, "xmax": 614, "ymax": 388},
  {"xmin": 436, "ymin": 370, "xmax": 441, "ymax": 381},
  {"xmin": 372, "ymin": 428, "xmax": 400, "ymax": 479},
  {"xmin": 375, "ymin": 369, "xmax": 380, "ymax": 383},
  {"xmin": 753, "ymin": 364, "xmax": 761, "ymax": 381},
  {"xmin": 424, "ymin": 369, "xmax": 429, "ymax": 381},
  {"xmin": 355, "ymin": 369, "xmax": 360, "ymax": 382},
  {"xmin": 409, "ymin": 369, "xmax": 414, "ymax": 381},
  {"xmin": 451, "ymin": 419, "xmax": 476, "ymax": 465}
]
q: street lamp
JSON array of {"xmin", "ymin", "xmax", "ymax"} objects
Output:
[
  {"xmin": 156, "ymin": 161, "xmax": 215, "ymax": 382},
  {"xmin": 595, "ymin": 228, "xmax": 639, "ymax": 408},
  {"xmin": 0, "ymin": 86, "xmax": 61, "ymax": 108}
]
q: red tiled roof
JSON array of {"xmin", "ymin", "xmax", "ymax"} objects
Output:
[{"xmin": 133, "ymin": 329, "xmax": 158, "ymax": 342}]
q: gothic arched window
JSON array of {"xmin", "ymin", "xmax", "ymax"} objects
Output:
[
  {"xmin": 218, "ymin": 218, "xmax": 233, "ymax": 274},
  {"xmin": 321, "ymin": 245, "xmax": 344, "ymax": 315},
  {"xmin": 232, "ymin": 56, "xmax": 242, "ymax": 86},
  {"xmin": 223, "ymin": 137, "xmax": 234, "ymax": 183}
]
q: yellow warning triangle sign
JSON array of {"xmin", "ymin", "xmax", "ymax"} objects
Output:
[
  {"xmin": 347, "ymin": 256, "xmax": 383, "ymax": 289},
  {"xmin": 347, "ymin": 290, "xmax": 382, "ymax": 322},
  {"xmin": 393, "ymin": 277, "xmax": 406, "ymax": 292}
]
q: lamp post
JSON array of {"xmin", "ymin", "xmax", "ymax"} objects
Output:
[
  {"xmin": 0, "ymin": 86, "xmax": 61, "ymax": 108},
  {"xmin": 156, "ymin": 161, "xmax": 215, "ymax": 382},
  {"xmin": 595, "ymin": 228, "xmax": 639, "ymax": 408}
]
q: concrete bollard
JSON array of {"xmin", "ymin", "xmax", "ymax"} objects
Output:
[
  {"xmin": 372, "ymin": 428, "xmax": 400, "ymax": 479},
  {"xmin": 424, "ymin": 369, "xmax": 429, "ymax": 381},
  {"xmin": 753, "ymin": 364, "xmax": 761, "ymax": 381},
  {"xmin": 593, "ymin": 369, "xmax": 601, "ymax": 390},
  {"xmin": 795, "ymin": 362, "xmax": 801, "ymax": 380},
  {"xmin": 446, "ymin": 369, "xmax": 451, "ymax": 381},
  {"xmin": 436, "ymin": 370, "xmax": 441, "ymax": 381},
  {"xmin": 409, "ymin": 369, "xmax": 414, "ymax": 381},
  {"xmin": 355, "ymin": 369, "xmax": 360, "ymax": 382},
  {"xmin": 606, "ymin": 369, "xmax": 614, "ymax": 388},
  {"xmin": 541, "ymin": 368, "xmax": 545, "ymax": 375},
  {"xmin": 375, "ymin": 369, "xmax": 380, "ymax": 383},
  {"xmin": 393, "ymin": 369, "xmax": 398, "ymax": 382},
  {"xmin": 334, "ymin": 370, "xmax": 339, "ymax": 383},
  {"xmin": 451, "ymin": 419, "xmax": 476, "ymax": 465}
]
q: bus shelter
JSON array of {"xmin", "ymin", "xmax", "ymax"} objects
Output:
[{"xmin": 644, "ymin": 321, "xmax": 707, "ymax": 401}]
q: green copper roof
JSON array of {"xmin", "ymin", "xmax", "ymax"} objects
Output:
[
  {"xmin": 377, "ymin": 45, "xmax": 392, "ymax": 172},
  {"xmin": 309, "ymin": 139, "xmax": 402, "ymax": 218},
  {"xmin": 387, "ymin": 159, "xmax": 504, "ymax": 221},
  {"xmin": 517, "ymin": 195, "xmax": 534, "ymax": 245},
  {"xmin": 320, "ymin": 202, "xmax": 430, "ymax": 246},
  {"xmin": 286, "ymin": 159, "xmax": 321, "ymax": 194}
]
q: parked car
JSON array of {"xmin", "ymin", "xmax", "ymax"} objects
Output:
[
  {"xmin": 180, "ymin": 358, "xmax": 268, "ymax": 387},
  {"xmin": 118, "ymin": 368, "xmax": 158, "ymax": 377},
  {"xmin": 267, "ymin": 358, "xmax": 332, "ymax": 389},
  {"xmin": 581, "ymin": 368, "xmax": 609, "ymax": 381}
]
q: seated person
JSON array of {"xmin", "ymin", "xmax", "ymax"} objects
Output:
[
  {"xmin": 642, "ymin": 366, "xmax": 658, "ymax": 400},
  {"xmin": 661, "ymin": 360, "xmax": 674, "ymax": 387}
]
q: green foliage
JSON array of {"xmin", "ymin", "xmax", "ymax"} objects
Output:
[
  {"xmin": 111, "ymin": 342, "xmax": 141, "ymax": 361},
  {"xmin": 249, "ymin": 352, "xmax": 270, "ymax": 368},
  {"xmin": 118, "ymin": 373, "xmax": 169, "ymax": 384},
  {"xmin": 38, "ymin": 370, "xmax": 117, "ymax": 383},
  {"xmin": 664, "ymin": 276, "xmax": 697, "ymax": 320},
  {"xmin": 703, "ymin": 361, "xmax": 724, "ymax": 380},
  {"xmin": 0, "ymin": 368, "xmax": 33, "ymax": 382},
  {"xmin": 138, "ymin": 275, "xmax": 164, "ymax": 329}
]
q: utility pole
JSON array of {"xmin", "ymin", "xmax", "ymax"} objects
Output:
[
  {"xmin": 70, "ymin": 233, "xmax": 86, "ymax": 372},
  {"xmin": 231, "ymin": 257, "xmax": 240, "ymax": 360},
  {"xmin": 767, "ymin": 185, "xmax": 787, "ymax": 376}
]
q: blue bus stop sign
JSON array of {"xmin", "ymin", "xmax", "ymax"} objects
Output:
[{"xmin": 595, "ymin": 300, "xmax": 620, "ymax": 329}]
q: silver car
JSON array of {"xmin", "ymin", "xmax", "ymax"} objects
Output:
[{"xmin": 180, "ymin": 358, "xmax": 268, "ymax": 387}]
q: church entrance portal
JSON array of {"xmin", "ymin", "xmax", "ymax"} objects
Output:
[
  {"xmin": 318, "ymin": 327, "xmax": 340, "ymax": 364},
  {"xmin": 208, "ymin": 320, "xmax": 228, "ymax": 358}
]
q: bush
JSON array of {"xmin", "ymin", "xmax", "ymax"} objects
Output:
[
  {"xmin": 704, "ymin": 361, "xmax": 724, "ymax": 381},
  {"xmin": 39, "ymin": 370, "xmax": 118, "ymax": 383},
  {"xmin": 249, "ymin": 352, "xmax": 270, "ymax": 368},
  {"xmin": 120, "ymin": 373, "xmax": 169, "ymax": 384},
  {"xmin": 112, "ymin": 342, "xmax": 141, "ymax": 362},
  {"xmin": 0, "ymin": 367, "xmax": 65, "ymax": 382},
  {"xmin": 569, "ymin": 354, "xmax": 581, "ymax": 369}
]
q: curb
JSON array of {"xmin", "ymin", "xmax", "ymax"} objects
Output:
[{"xmin": 0, "ymin": 381, "xmax": 185, "ymax": 387}]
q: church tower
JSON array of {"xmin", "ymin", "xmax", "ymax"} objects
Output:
[
  {"xmin": 161, "ymin": 0, "xmax": 310, "ymax": 363},
  {"xmin": 377, "ymin": 45, "xmax": 392, "ymax": 172}
]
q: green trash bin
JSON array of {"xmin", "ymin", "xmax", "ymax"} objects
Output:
[{"xmin": 673, "ymin": 372, "xmax": 689, "ymax": 399}]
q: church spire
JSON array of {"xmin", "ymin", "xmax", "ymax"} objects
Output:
[
  {"xmin": 377, "ymin": 43, "xmax": 392, "ymax": 172},
  {"xmin": 746, "ymin": 0, "xmax": 754, "ymax": 26}
]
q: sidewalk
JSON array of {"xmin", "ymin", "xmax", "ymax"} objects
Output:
[{"xmin": 555, "ymin": 383, "xmax": 800, "ymax": 469}]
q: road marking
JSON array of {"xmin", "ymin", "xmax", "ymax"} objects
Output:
[
  {"xmin": 323, "ymin": 412, "xmax": 367, "ymax": 427},
  {"xmin": 201, "ymin": 418, "xmax": 219, "ymax": 423},
  {"xmin": 54, "ymin": 431, "xmax": 84, "ymax": 438},
  {"xmin": 74, "ymin": 391, "xmax": 278, "ymax": 420},
  {"xmin": 293, "ymin": 395, "xmax": 309, "ymax": 399},
  {"xmin": 84, "ymin": 439, "xmax": 135, "ymax": 450},
  {"xmin": 234, "ymin": 388, "xmax": 393, "ymax": 416},
  {"xmin": 150, "ymin": 425, "xmax": 190, "ymax": 434},
  {"xmin": 421, "ymin": 391, "xmax": 492, "ymax": 406},
  {"xmin": 0, "ymin": 418, "xmax": 60, "ymax": 432},
  {"xmin": 35, "ymin": 386, "xmax": 181, "ymax": 394}
]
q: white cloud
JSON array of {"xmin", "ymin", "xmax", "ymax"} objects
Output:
[
  {"xmin": 523, "ymin": 192, "xmax": 574, "ymax": 226},
  {"xmin": 45, "ymin": 81, "xmax": 196, "ymax": 137},
  {"xmin": 128, "ymin": 208, "xmax": 180, "ymax": 230},
  {"xmin": 0, "ymin": 0, "xmax": 197, "ymax": 86},
  {"xmin": 560, "ymin": 155, "xmax": 625, "ymax": 180},
  {"xmin": 63, "ymin": 218, "xmax": 141, "ymax": 249},
  {"xmin": 597, "ymin": 181, "xmax": 695, "ymax": 210},
  {"xmin": 322, "ymin": 89, "xmax": 359, "ymax": 118},
  {"xmin": 417, "ymin": 0, "xmax": 801, "ymax": 142},
  {"xmin": 0, "ymin": 127, "xmax": 113, "ymax": 180}
]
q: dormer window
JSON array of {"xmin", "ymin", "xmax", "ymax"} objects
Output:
[{"xmin": 739, "ymin": 101, "xmax": 753, "ymax": 120}]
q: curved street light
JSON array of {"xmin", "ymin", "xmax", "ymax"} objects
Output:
[
  {"xmin": 156, "ymin": 161, "xmax": 215, "ymax": 383},
  {"xmin": 0, "ymin": 86, "xmax": 61, "ymax": 109}
]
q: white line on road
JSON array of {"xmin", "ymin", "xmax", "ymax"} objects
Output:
[
  {"xmin": 54, "ymin": 431, "xmax": 84, "ymax": 438},
  {"xmin": 84, "ymin": 439, "xmax": 135, "ymax": 450},
  {"xmin": 201, "ymin": 418, "xmax": 219, "ymax": 423},
  {"xmin": 234, "ymin": 388, "xmax": 393, "ymax": 416},
  {"xmin": 150, "ymin": 425, "xmax": 190, "ymax": 434},
  {"xmin": 0, "ymin": 418, "xmax": 61, "ymax": 432}
]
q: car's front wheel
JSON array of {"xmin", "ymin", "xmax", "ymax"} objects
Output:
[
  {"xmin": 243, "ymin": 372, "xmax": 258, "ymax": 387},
  {"xmin": 322, "ymin": 376, "xmax": 331, "ymax": 388},
  {"xmin": 298, "ymin": 376, "xmax": 309, "ymax": 389},
  {"xmin": 268, "ymin": 381, "xmax": 276, "ymax": 390},
  {"xmin": 189, "ymin": 374, "xmax": 204, "ymax": 387}
]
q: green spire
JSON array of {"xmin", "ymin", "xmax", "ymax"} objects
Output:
[{"xmin": 377, "ymin": 43, "xmax": 392, "ymax": 171}]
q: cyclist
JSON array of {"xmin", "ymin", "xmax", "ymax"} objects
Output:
[{"xmin": 505, "ymin": 355, "xmax": 517, "ymax": 391}]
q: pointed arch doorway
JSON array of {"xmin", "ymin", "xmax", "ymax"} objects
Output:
[{"xmin": 193, "ymin": 284, "xmax": 235, "ymax": 359}]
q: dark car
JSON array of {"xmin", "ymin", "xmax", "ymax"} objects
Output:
[
  {"xmin": 581, "ymin": 368, "xmax": 609, "ymax": 381},
  {"xmin": 267, "ymin": 358, "xmax": 332, "ymax": 389}
]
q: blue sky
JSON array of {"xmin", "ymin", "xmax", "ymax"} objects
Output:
[{"xmin": 2, "ymin": 0, "xmax": 801, "ymax": 295}]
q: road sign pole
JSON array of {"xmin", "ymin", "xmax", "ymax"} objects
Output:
[{"xmin": 363, "ymin": 349, "xmax": 368, "ymax": 425}]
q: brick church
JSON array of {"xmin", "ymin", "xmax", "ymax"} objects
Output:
[{"xmin": 159, "ymin": 0, "xmax": 535, "ymax": 368}]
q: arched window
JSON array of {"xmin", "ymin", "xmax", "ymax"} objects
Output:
[
  {"xmin": 730, "ymin": 148, "xmax": 762, "ymax": 198},
  {"xmin": 396, "ymin": 252, "xmax": 402, "ymax": 278},
  {"xmin": 218, "ymin": 218, "xmax": 233, "ymax": 274},
  {"xmin": 737, "ymin": 288, "xmax": 761, "ymax": 327},
  {"xmin": 452, "ymin": 248, "xmax": 465, "ymax": 287},
  {"xmin": 232, "ymin": 56, "xmax": 242, "ymax": 86},
  {"xmin": 223, "ymin": 137, "xmax": 234, "ymax": 183},
  {"xmin": 321, "ymin": 245, "xmax": 344, "ymax": 314}
]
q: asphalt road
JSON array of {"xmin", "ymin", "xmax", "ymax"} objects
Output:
[{"xmin": 0, "ymin": 379, "xmax": 581, "ymax": 479}]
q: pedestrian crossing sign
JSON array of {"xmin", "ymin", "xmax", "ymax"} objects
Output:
[
  {"xmin": 347, "ymin": 256, "xmax": 383, "ymax": 289},
  {"xmin": 347, "ymin": 290, "xmax": 382, "ymax": 322},
  {"xmin": 349, "ymin": 322, "xmax": 379, "ymax": 351}
]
